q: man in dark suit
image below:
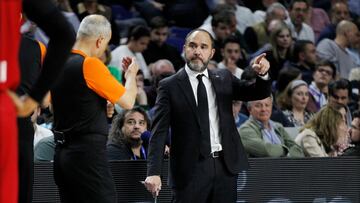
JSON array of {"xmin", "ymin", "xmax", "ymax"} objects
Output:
[{"xmin": 144, "ymin": 28, "xmax": 271, "ymax": 202}]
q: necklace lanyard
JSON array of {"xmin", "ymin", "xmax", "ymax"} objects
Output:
[{"xmin": 132, "ymin": 146, "xmax": 146, "ymax": 160}]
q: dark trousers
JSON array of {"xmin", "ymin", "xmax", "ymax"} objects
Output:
[
  {"xmin": 54, "ymin": 133, "xmax": 116, "ymax": 203},
  {"xmin": 172, "ymin": 155, "xmax": 238, "ymax": 203},
  {"xmin": 17, "ymin": 117, "xmax": 34, "ymax": 203}
]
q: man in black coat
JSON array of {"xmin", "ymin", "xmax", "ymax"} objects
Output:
[{"xmin": 144, "ymin": 28, "xmax": 271, "ymax": 202}]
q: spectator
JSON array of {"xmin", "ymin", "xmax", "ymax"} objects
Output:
[
  {"xmin": 348, "ymin": 68, "xmax": 360, "ymax": 111},
  {"xmin": 34, "ymin": 135, "xmax": 56, "ymax": 162},
  {"xmin": 251, "ymin": 0, "xmax": 282, "ymax": 23},
  {"xmin": 233, "ymin": 100, "xmax": 249, "ymax": 131},
  {"xmin": 226, "ymin": 0, "xmax": 256, "ymax": 33},
  {"xmin": 242, "ymin": 67, "xmax": 295, "ymax": 127},
  {"xmin": 328, "ymin": 79, "xmax": 353, "ymax": 126},
  {"xmin": 145, "ymin": 59, "xmax": 176, "ymax": 108},
  {"xmin": 244, "ymin": 2, "xmax": 288, "ymax": 53},
  {"xmin": 305, "ymin": 0, "xmax": 330, "ymax": 41},
  {"xmin": 143, "ymin": 16, "xmax": 185, "ymax": 71},
  {"xmin": 205, "ymin": 9, "xmax": 239, "ymax": 62},
  {"xmin": 277, "ymin": 80, "xmax": 313, "ymax": 127},
  {"xmin": 317, "ymin": 20, "xmax": 359, "ymax": 79},
  {"xmin": 275, "ymin": 66, "xmax": 302, "ymax": 94},
  {"xmin": 264, "ymin": 21, "xmax": 293, "ymax": 80},
  {"xmin": 316, "ymin": 1, "xmax": 350, "ymax": 44},
  {"xmin": 239, "ymin": 96, "xmax": 304, "ymax": 158},
  {"xmin": 134, "ymin": 70, "xmax": 148, "ymax": 109},
  {"xmin": 287, "ymin": 40, "xmax": 317, "ymax": 83},
  {"xmin": 218, "ymin": 36, "xmax": 247, "ymax": 79},
  {"xmin": 296, "ymin": 104, "xmax": 348, "ymax": 157},
  {"xmin": 202, "ymin": 0, "xmax": 256, "ymax": 34},
  {"xmin": 342, "ymin": 110, "xmax": 360, "ymax": 156},
  {"xmin": 201, "ymin": 4, "xmax": 251, "ymax": 54},
  {"xmin": 287, "ymin": 0, "xmax": 315, "ymax": 42},
  {"xmin": 32, "ymin": 107, "xmax": 53, "ymax": 146},
  {"xmin": 150, "ymin": 59, "xmax": 176, "ymax": 79},
  {"xmin": 110, "ymin": 25, "xmax": 151, "ymax": 82},
  {"xmin": 107, "ymin": 107, "xmax": 150, "ymax": 160},
  {"xmin": 307, "ymin": 60, "xmax": 336, "ymax": 113}
]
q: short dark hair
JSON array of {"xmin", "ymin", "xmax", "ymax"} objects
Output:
[
  {"xmin": 127, "ymin": 25, "xmax": 150, "ymax": 43},
  {"xmin": 222, "ymin": 35, "xmax": 241, "ymax": 49},
  {"xmin": 184, "ymin": 28, "xmax": 215, "ymax": 49},
  {"xmin": 315, "ymin": 60, "xmax": 337, "ymax": 78},
  {"xmin": 328, "ymin": 78, "xmax": 351, "ymax": 97},
  {"xmin": 149, "ymin": 16, "xmax": 168, "ymax": 30},
  {"xmin": 292, "ymin": 40, "xmax": 313, "ymax": 62},
  {"xmin": 289, "ymin": 0, "xmax": 309, "ymax": 10},
  {"xmin": 211, "ymin": 9, "xmax": 235, "ymax": 28},
  {"xmin": 210, "ymin": 4, "xmax": 235, "ymax": 16}
]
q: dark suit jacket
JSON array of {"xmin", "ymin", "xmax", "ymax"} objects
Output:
[{"xmin": 147, "ymin": 68, "xmax": 271, "ymax": 189}]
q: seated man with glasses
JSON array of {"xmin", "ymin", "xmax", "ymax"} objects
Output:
[
  {"xmin": 107, "ymin": 107, "xmax": 151, "ymax": 160},
  {"xmin": 306, "ymin": 60, "xmax": 336, "ymax": 113}
]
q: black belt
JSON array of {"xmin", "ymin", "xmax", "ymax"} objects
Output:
[
  {"xmin": 53, "ymin": 130, "xmax": 82, "ymax": 146},
  {"xmin": 210, "ymin": 151, "xmax": 223, "ymax": 158},
  {"xmin": 53, "ymin": 130, "xmax": 71, "ymax": 146}
]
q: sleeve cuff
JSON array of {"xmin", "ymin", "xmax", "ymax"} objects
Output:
[{"xmin": 258, "ymin": 73, "xmax": 269, "ymax": 80}]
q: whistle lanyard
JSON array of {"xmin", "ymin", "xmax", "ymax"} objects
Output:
[{"xmin": 132, "ymin": 146, "xmax": 146, "ymax": 160}]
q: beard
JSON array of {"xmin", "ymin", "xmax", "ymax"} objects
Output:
[
  {"xmin": 123, "ymin": 136, "xmax": 142, "ymax": 148},
  {"xmin": 185, "ymin": 54, "xmax": 210, "ymax": 72}
]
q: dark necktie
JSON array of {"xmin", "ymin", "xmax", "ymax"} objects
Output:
[{"xmin": 196, "ymin": 74, "xmax": 211, "ymax": 157}]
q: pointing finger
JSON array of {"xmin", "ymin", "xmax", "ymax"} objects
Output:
[{"xmin": 254, "ymin": 53, "xmax": 266, "ymax": 65}]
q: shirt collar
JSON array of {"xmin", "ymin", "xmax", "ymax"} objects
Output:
[{"xmin": 250, "ymin": 116, "xmax": 274, "ymax": 130}]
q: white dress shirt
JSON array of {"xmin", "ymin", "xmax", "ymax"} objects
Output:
[
  {"xmin": 185, "ymin": 65, "xmax": 222, "ymax": 153},
  {"xmin": 110, "ymin": 45, "xmax": 151, "ymax": 80}
]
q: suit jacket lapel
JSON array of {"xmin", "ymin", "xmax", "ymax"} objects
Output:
[
  {"xmin": 208, "ymin": 69, "xmax": 223, "ymax": 118},
  {"xmin": 208, "ymin": 70, "xmax": 222, "ymax": 95},
  {"xmin": 176, "ymin": 69, "xmax": 200, "ymax": 125}
]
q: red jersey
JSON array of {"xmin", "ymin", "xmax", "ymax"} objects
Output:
[{"xmin": 0, "ymin": 0, "xmax": 21, "ymax": 91}]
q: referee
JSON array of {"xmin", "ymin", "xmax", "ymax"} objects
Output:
[{"xmin": 51, "ymin": 15, "xmax": 138, "ymax": 202}]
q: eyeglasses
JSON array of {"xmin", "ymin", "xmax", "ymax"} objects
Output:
[{"xmin": 125, "ymin": 119, "xmax": 146, "ymax": 127}]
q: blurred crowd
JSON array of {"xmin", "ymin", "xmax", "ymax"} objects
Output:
[{"xmin": 26, "ymin": 0, "xmax": 360, "ymax": 164}]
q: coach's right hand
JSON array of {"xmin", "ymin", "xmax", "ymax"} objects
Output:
[{"xmin": 144, "ymin": 175, "xmax": 162, "ymax": 197}]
